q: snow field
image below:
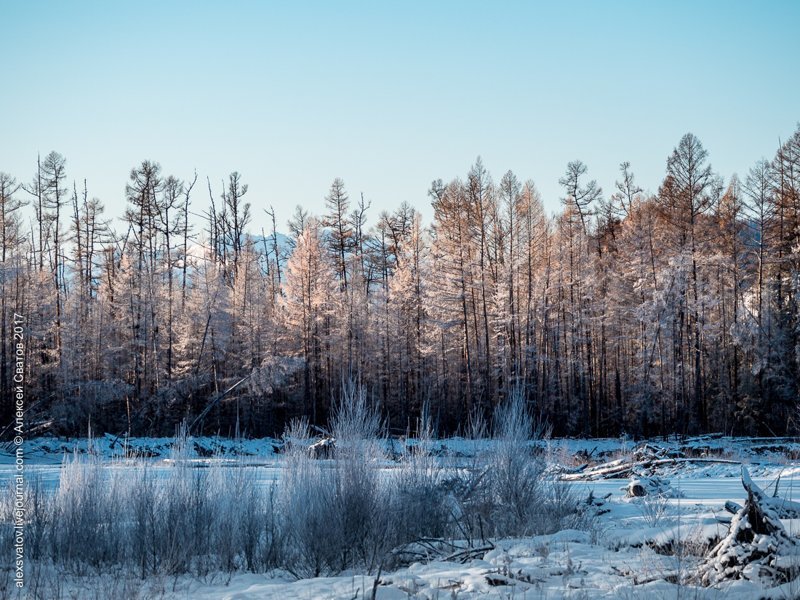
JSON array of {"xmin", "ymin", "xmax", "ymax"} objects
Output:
[{"xmin": 2, "ymin": 429, "xmax": 800, "ymax": 597}]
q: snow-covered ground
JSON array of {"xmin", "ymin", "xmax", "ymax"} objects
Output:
[{"xmin": 3, "ymin": 434, "xmax": 800, "ymax": 598}]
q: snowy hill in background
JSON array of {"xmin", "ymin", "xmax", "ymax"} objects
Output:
[{"xmin": 183, "ymin": 231, "xmax": 293, "ymax": 266}]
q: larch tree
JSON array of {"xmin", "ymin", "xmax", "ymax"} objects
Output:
[
  {"xmin": 659, "ymin": 133, "xmax": 720, "ymax": 431},
  {"xmin": 322, "ymin": 178, "xmax": 353, "ymax": 292},
  {"xmin": 124, "ymin": 160, "xmax": 163, "ymax": 401},
  {"xmin": 282, "ymin": 217, "xmax": 335, "ymax": 424},
  {"xmin": 41, "ymin": 151, "xmax": 68, "ymax": 370},
  {"xmin": 222, "ymin": 171, "xmax": 251, "ymax": 278},
  {"xmin": 558, "ymin": 160, "xmax": 602, "ymax": 243},
  {"xmin": 4, "ymin": 129, "xmax": 800, "ymax": 439}
]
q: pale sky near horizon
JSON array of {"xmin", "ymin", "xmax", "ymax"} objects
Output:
[{"xmin": 1, "ymin": 1, "xmax": 798, "ymax": 233}]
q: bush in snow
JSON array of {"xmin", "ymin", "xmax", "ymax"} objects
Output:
[
  {"xmin": 0, "ymin": 474, "xmax": 52, "ymax": 568},
  {"xmin": 209, "ymin": 462, "xmax": 271, "ymax": 572},
  {"xmin": 390, "ymin": 403, "xmax": 451, "ymax": 548},
  {"xmin": 158, "ymin": 457, "xmax": 212, "ymax": 574},
  {"xmin": 329, "ymin": 381, "xmax": 391, "ymax": 572},
  {"xmin": 51, "ymin": 451, "xmax": 124, "ymax": 570},
  {"xmin": 486, "ymin": 389, "xmax": 547, "ymax": 537},
  {"xmin": 0, "ymin": 383, "xmax": 587, "ymax": 584},
  {"xmin": 278, "ymin": 383, "xmax": 391, "ymax": 578},
  {"xmin": 438, "ymin": 390, "xmax": 583, "ymax": 544},
  {"xmin": 277, "ymin": 418, "xmax": 340, "ymax": 578},
  {"xmin": 0, "ymin": 433, "xmax": 279, "ymax": 581}
]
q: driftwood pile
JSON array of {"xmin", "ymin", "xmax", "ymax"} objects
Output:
[
  {"xmin": 561, "ymin": 443, "xmax": 739, "ymax": 481},
  {"xmin": 562, "ymin": 443, "xmax": 800, "ymax": 589},
  {"xmin": 698, "ymin": 468, "xmax": 800, "ymax": 587}
]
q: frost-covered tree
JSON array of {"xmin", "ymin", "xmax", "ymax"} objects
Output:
[
  {"xmin": 658, "ymin": 133, "xmax": 721, "ymax": 431},
  {"xmin": 559, "ymin": 159, "xmax": 602, "ymax": 241},
  {"xmin": 282, "ymin": 218, "xmax": 335, "ymax": 422},
  {"xmin": 5, "ymin": 128, "xmax": 800, "ymax": 438},
  {"xmin": 322, "ymin": 178, "xmax": 353, "ymax": 291}
]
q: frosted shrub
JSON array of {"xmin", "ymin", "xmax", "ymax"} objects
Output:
[
  {"xmin": 487, "ymin": 390, "xmax": 547, "ymax": 536},
  {"xmin": 97, "ymin": 467, "xmax": 130, "ymax": 566},
  {"xmin": 234, "ymin": 469, "xmax": 274, "ymax": 572},
  {"xmin": 0, "ymin": 389, "xmax": 584, "ymax": 582},
  {"xmin": 0, "ymin": 475, "xmax": 52, "ymax": 566},
  {"xmin": 392, "ymin": 406, "xmax": 451, "ymax": 545},
  {"xmin": 638, "ymin": 492, "xmax": 670, "ymax": 528},
  {"xmin": 159, "ymin": 456, "xmax": 212, "ymax": 574},
  {"xmin": 540, "ymin": 479, "xmax": 586, "ymax": 534},
  {"xmin": 129, "ymin": 465, "xmax": 161, "ymax": 578},
  {"xmin": 466, "ymin": 405, "xmax": 489, "ymax": 440},
  {"xmin": 21, "ymin": 434, "xmax": 280, "ymax": 579},
  {"xmin": 330, "ymin": 379, "xmax": 382, "ymax": 445},
  {"xmin": 209, "ymin": 462, "xmax": 269, "ymax": 572},
  {"xmin": 161, "ymin": 435, "xmax": 276, "ymax": 575},
  {"xmin": 12, "ymin": 453, "xmax": 128, "ymax": 571},
  {"xmin": 278, "ymin": 383, "xmax": 394, "ymax": 576},
  {"xmin": 51, "ymin": 452, "xmax": 117, "ymax": 570},
  {"xmin": 330, "ymin": 382, "xmax": 390, "ymax": 572},
  {"xmin": 332, "ymin": 456, "xmax": 389, "ymax": 572},
  {"xmin": 278, "ymin": 418, "xmax": 340, "ymax": 577},
  {"xmin": 453, "ymin": 389, "xmax": 582, "ymax": 539}
]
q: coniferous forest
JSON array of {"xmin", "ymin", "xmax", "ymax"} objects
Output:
[{"xmin": 2, "ymin": 127, "xmax": 799, "ymax": 439}]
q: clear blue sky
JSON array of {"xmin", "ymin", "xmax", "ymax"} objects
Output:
[{"xmin": 1, "ymin": 1, "xmax": 798, "ymax": 230}]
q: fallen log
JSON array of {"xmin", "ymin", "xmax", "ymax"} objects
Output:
[{"xmin": 561, "ymin": 457, "xmax": 742, "ymax": 481}]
